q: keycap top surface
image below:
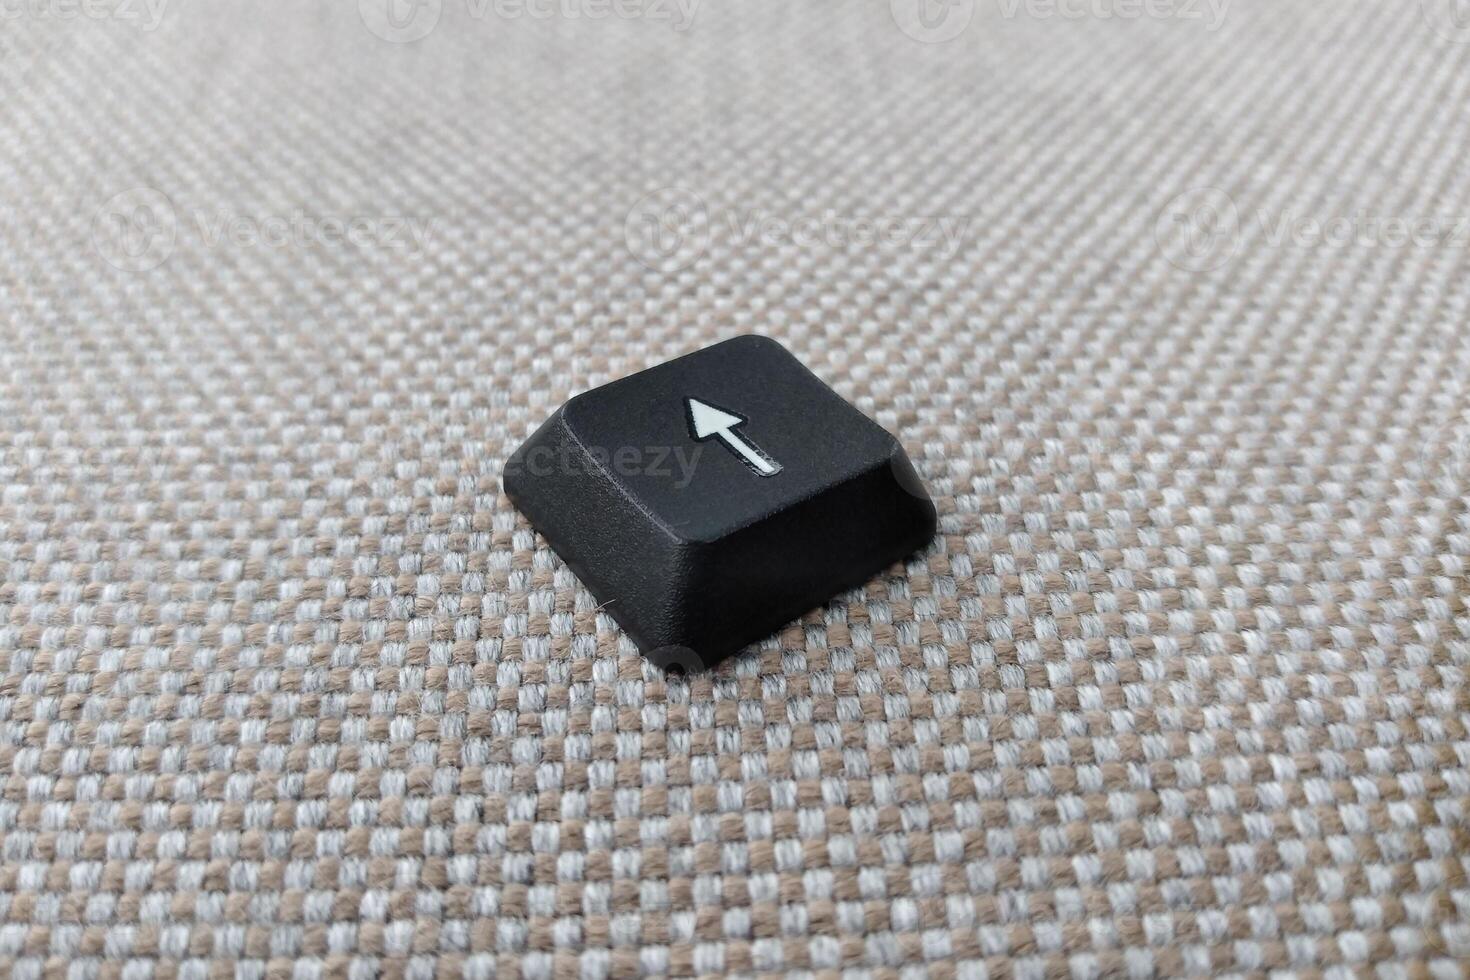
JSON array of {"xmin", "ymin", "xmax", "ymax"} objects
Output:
[{"xmin": 561, "ymin": 335, "xmax": 902, "ymax": 543}]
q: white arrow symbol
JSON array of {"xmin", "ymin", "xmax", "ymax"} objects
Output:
[{"xmin": 686, "ymin": 397, "xmax": 782, "ymax": 477}]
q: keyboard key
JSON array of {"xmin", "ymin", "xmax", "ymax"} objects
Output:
[{"xmin": 503, "ymin": 335, "xmax": 936, "ymax": 670}]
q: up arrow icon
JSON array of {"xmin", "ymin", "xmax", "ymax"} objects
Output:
[{"xmin": 686, "ymin": 397, "xmax": 782, "ymax": 477}]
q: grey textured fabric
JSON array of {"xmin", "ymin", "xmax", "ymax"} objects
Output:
[{"xmin": 2, "ymin": 0, "xmax": 1469, "ymax": 976}]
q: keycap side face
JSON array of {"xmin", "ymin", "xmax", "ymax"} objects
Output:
[
  {"xmin": 673, "ymin": 444, "xmax": 938, "ymax": 661},
  {"xmin": 502, "ymin": 408, "xmax": 698, "ymax": 652},
  {"xmin": 561, "ymin": 335, "xmax": 900, "ymax": 544}
]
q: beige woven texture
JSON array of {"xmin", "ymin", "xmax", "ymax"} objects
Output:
[{"xmin": 3, "ymin": 0, "xmax": 1470, "ymax": 976}]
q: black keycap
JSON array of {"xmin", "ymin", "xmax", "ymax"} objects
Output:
[{"xmin": 503, "ymin": 335, "xmax": 936, "ymax": 670}]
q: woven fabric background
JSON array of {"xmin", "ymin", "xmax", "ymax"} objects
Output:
[{"xmin": 3, "ymin": 0, "xmax": 1470, "ymax": 976}]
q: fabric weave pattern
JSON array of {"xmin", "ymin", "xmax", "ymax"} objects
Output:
[{"xmin": 1, "ymin": 1, "xmax": 1468, "ymax": 976}]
